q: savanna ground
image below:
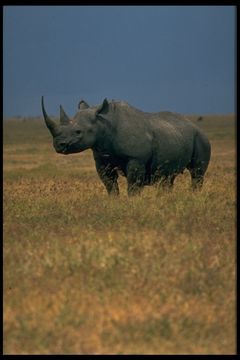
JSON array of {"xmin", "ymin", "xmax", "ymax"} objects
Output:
[{"xmin": 3, "ymin": 113, "xmax": 236, "ymax": 354}]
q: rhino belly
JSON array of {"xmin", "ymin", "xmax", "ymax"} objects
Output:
[{"xmin": 150, "ymin": 146, "xmax": 192, "ymax": 181}]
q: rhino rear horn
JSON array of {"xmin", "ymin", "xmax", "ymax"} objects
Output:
[
  {"xmin": 78, "ymin": 100, "xmax": 90, "ymax": 110},
  {"xmin": 60, "ymin": 105, "xmax": 71, "ymax": 125},
  {"xmin": 41, "ymin": 96, "xmax": 59, "ymax": 137}
]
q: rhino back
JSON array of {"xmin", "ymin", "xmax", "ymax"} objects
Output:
[
  {"xmin": 112, "ymin": 103, "xmax": 153, "ymax": 161},
  {"xmin": 111, "ymin": 103, "xmax": 196, "ymax": 168}
]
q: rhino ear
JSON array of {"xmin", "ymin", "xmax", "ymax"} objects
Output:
[
  {"xmin": 78, "ymin": 100, "xmax": 89, "ymax": 110},
  {"xmin": 96, "ymin": 98, "xmax": 109, "ymax": 116},
  {"xmin": 60, "ymin": 105, "xmax": 71, "ymax": 125}
]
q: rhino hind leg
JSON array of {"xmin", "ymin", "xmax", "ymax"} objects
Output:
[
  {"xmin": 188, "ymin": 132, "xmax": 211, "ymax": 190},
  {"xmin": 189, "ymin": 169, "xmax": 204, "ymax": 190}
]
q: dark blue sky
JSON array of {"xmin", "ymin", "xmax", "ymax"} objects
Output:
[{"xmin": 3, "ymin": 6, "xmax": 235, "ymax": 117}]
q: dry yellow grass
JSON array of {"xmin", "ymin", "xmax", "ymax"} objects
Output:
[{"xmin": 3, "ymin": 114, "xmax": 236, "ymax": 354}]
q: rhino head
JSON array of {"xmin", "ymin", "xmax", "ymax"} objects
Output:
[{"xmin": 41, "ymin": 96, "xmax": 109, "ymax": 155}]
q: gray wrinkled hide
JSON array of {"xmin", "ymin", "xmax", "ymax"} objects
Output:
[{"xmin": 42, "ymin": 97, "xmax": 211, "ymax": 196}]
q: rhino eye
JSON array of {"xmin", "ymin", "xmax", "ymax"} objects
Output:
[{"xmin": 76, "ymin": 130, "xmax": 82, "ymax": 135}]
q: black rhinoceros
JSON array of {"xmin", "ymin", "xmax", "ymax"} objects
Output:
[{"xmin": 41, "ymin": 97, "xmax": 211, "ymax": 196}]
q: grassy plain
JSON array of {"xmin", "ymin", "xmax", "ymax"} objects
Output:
[{"xmin": 3, "ymin": 114, "xmax": 236, "ymax": 354}]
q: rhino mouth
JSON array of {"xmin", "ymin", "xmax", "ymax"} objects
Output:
[
  {"xmin": 57, "ymin": 145, "xmax": 83, "ymax": 155},
  {"xmin": 55, "ymin": 143, "xmax": 70, "ymax": 154},
  {"xmin": 61, "ymin": 149, "xmax": 70, "ymax": 155},
  {"xmin": 56, "ymin": 147, "xmax": 69, "ymax": 155}
]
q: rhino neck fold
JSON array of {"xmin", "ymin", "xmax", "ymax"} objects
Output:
[{"xmin": 92, "ymin": 121, "xmax": 115, "ymax": 155}]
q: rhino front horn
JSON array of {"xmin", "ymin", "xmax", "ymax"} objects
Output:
[{"xmin": 41, "ymin": 96, "xmax": 59, "ymax": 136}]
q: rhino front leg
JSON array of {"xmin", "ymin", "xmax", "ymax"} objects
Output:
[
  {"xmin": 126, "ymin": 159, "xmax": 146, "ymax": 196},
  {"xmin": 95, "ymin": 162, "xmax": 119, "ymax": 196}
]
